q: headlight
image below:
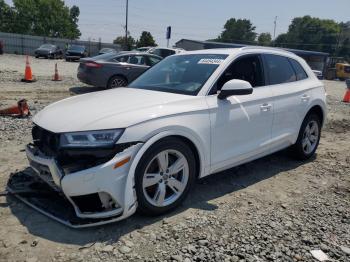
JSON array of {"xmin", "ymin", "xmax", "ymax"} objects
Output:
[{"xmin": 59, "ymin": 129, "xmax": 124, "ymax": 148}]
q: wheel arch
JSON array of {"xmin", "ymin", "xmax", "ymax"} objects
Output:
[
  {"xmin": 122, "ymin": 131, "xmax": 206, "ymax": 215},
  {"xmin": 306, "ymin": 104, "xmax": 325, "ymax": 126}
]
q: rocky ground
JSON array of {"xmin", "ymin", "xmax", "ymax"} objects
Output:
[{"xmin": 0, "ymin": 54, "xmax": 349, "ymax": 262}]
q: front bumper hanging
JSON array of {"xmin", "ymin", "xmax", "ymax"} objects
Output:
[{"xmin": 7, "ymin": 171, "xmax": 124, "ymax": 228}]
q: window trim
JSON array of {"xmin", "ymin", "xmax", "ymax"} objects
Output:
[{"xmin": 207, "ymin": 53, "xmax": 266, "ymax": 95}]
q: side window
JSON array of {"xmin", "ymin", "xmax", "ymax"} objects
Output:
[
  {"xmin": 215, "ymin": 55, "xmax": 264, "ymax": 92},
  {"xmin": 264, "ymin": 54, "xmax": 296, "ymax": 85},
  {"xmin": 161, "ymin": 49, "xmax": 175, "ymax": 57},
  {"xmin": 128, "ymin": 55, "xmax": 146, "ymax": 65},
  {"xmin": 115, "ymin": 55, "xmax": 129, "ymax": 62},
  {"xmin": 146, "ymin": 56, "xmax": 161, "ymax": 66},
  {"xmin": 289, "ymin": 58, "xmax": 308, "ymax": 80}
]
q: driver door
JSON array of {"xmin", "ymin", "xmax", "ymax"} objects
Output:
[{"xmin": 206, "ymin": 54, "xmax": 274, "ymax": 173}]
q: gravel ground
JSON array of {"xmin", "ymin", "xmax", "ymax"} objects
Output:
[{"xmin": 0, "ymin": 54, "xmax": 349, "ymax": 262}]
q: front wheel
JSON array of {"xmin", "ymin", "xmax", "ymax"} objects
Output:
[
  {"xmin": 135, "ymin": 138, "xmax": 196, "ymax": 215},
  {"xmin": 290, "ymin": 114, "xmax": 321, "ymax": 160}
]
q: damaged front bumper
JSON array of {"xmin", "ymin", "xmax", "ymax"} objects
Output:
[{"xmin": 7, "ymin": 143, "xmax": 143, "ymax": 228}]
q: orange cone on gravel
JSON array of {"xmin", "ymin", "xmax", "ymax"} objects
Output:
[
  {"xmin": 343, "ymin": 79, "xmax": 350, "ymax": 103},
  {"xmin": 52, "ymin": 63, "xmax": 62, "ymax": 81},
  {"xmin": 21, "ymin": 55, "xmax": 36, "ymax": 82},
  {"xmin": 0, "ymin": 99, "xmax": 30, "ymax": 117}
]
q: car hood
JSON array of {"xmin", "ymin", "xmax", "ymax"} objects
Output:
[{"xmin": 33, "ymin": 88, "xmax": 202, "ymax": 133}]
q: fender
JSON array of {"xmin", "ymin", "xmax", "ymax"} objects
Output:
[{"xmin": 122, "ymin": 130, "xmax": 208, "ymax": 214}]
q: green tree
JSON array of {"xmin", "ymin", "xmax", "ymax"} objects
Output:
[
  {"xmin": 1, "ymin": 0, "xmax": 80, "ymax": 39},
  {"xmin": 136, "ymin": 31, "xmax": 157, "ymax": 48},
  {"xmin": 113, "ymin": 32, "xmax": 135, "ymax": 50},
  {"xmin": 215, "ymin": 18, "xmax": 257, "ymax": 44},
  {"xmin": 258, "ymin": 32, "xmax": 272, "ymax": 46},
  {"xmin": 0, "ymin": 0, "xmax": 16, "ymax": 32},
  {"xmin": 274, "ymin": 16, "xmax": 340, "ymax": 54}
]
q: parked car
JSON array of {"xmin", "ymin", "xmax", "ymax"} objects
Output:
[
  {"xmin": 34, "ymin": 44, "xmax": 63, "ymax": 59},
  {"xmin": 136, "ymin": 46, "xmax": 153, "ymax": 52},
  {"xmin": 98, "ymin": 48, "xmax": 117, "ymax": 55},
  {"xmin": 65, "ymin": 44, "xmax": 88, "ymax": 61},
  {"xmin": 12, "ymin": 47, "xmax": 326, "ymax": 227},
  {"xmin": 77, "ymin": 52, "xmax": 163, "ymax": 89},
  {"xmin": 147, "ymin": 47, "xmax": 185, "ymax": 58}
]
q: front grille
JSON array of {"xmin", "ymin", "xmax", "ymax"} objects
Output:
[{"xmin": 32, "ymin": 125, "xmax": 60, "ymax": 157}]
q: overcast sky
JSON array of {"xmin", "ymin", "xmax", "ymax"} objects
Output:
[{"xmin": 5, "ymin": 0, "xmax": 350, "ymax": 46}]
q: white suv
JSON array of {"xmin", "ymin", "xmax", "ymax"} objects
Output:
[{"xmin": 12, "ymin": 47, "xmax": 326, "ymax": 227}]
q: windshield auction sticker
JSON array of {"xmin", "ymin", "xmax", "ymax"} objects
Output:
[{"xmin": 198, "ymin": 58, "xmax": 224, "ymax": 65}]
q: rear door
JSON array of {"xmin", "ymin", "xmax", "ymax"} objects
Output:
[
  {"xmin": 262, "ymin": 54, "xmax": 311, "ymax": 149},
  {"xmin": 125, "ymin": 55, "xmax": 149, "ymax": 81}
]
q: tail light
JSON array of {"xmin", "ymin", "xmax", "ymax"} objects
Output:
[{"xmin": 85, "ymin": 62, "xmax": 103, "ymax": 68}]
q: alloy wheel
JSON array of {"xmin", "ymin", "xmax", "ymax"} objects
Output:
[
  {"xmin": 142, "ymin": 149, "xmax": 189, "ymax": 207},
  {"xmin": 110, "ymin": 78, "xmax": 127, "ymax": 88},
  {"xmin": 302, "ymin": 120, "xmax": 319, "ymax": 154}
]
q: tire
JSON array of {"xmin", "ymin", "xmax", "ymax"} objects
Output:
[
  {"xmin": 290, "ymin": 114, "xmax": 321, "ymax": 160},
  {"xmin": 107, "ymin": 75, "xmax": 128, "ymax": 89},
  {"xmin": 135, "ymin": 138, "xmax": 196, "ymax": 216}
]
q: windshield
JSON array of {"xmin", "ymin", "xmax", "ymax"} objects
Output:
[
  {"xmin": 40, "ymin": 44, "xmax": 53, "ymax": 49},
  {"xmin": 129, "ymin": 54, "xmax": 228, "ymax": 95},
  {"xmin": 69, "ymin": 45, "xmax": 85, "ymax": 51}
]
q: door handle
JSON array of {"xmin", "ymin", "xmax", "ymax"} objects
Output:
[
  {"xmin": 260, "ymin": 103, "xmax": 272, "ymax": 112},
  {"xmin": 301, "ymin": 94, "xmax": 310, "ymax": 102}
]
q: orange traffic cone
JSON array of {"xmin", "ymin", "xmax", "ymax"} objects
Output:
[
  {"xmin": 52, "ymin": 63, "xmax": 62, "ymax": 81},
  {"xmin": 343, "ymin": 89, "xmax": 350, "ymax": 103},
  {"xmin": 0, "ymin": 99, "xmax": 30, "ymax": 117},
  {"xmin": 343, "ymin": 79, "xmax": 350, "ymax": 103},
  {"xmin": 21, "ymin": 55, "xmax": 36, "ymax": 82}
]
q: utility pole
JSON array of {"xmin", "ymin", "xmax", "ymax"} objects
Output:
[
  {"xmin": 273, "ymin": 16, "xmax": 278, "ymax": 40},
  {"xmin": 125, "ymin": 0, "xmax": 129, "ymax": 50}
]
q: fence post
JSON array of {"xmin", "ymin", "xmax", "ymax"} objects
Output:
[{"xmin": 21, "ymin": 35, "xmax": 24, "ymax": 55}]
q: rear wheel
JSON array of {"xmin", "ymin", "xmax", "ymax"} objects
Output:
[
  {"xmin": 107, "ymin": 75, "xmax": 127, "ymax": 89},
  {"xmin": 135, "ymin": 138, "xmax": 196, "ymax": 215},
  {"xmin": 290, "ymin": 114, "xmax": 321, "ymax": 160}
]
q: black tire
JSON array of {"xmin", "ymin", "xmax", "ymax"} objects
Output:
[
  {"xmin": 135, "ymin": 137, "xmax": 196, "ymax": 216},
  {"xmin": 107, "ymin": 75, "xmax": 128, "ymax": 89},
  {"xmin": 290, "ymin": 114, "xmax": 321, "ymax": 160}
]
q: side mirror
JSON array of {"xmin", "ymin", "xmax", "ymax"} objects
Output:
[{"xmin": 218, "ymin": 79, "xmax": 253, "ymax": 100}]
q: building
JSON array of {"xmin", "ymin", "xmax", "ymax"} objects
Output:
[{"xmin": 175, "ymin": 39, "xmax": 329, "ymax": 76}]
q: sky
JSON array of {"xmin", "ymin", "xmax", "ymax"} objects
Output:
[{"xmin": 5, "ymin": 0, "xmax": 350, "ymax": 46}]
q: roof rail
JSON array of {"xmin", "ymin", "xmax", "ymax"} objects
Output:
[{"xmin": 240, "ymin": 45, "xmax": 295, "ymax": 55}]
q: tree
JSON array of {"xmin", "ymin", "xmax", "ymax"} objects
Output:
[
  {"xmin": 215, "ymin": 18, "xmax": 257, "ymax": 44},
  {"xmin": 136, "ymin": 31, "xmax": 157, "ymax": 48},
  {"xmin": 1, "ymin": 0, "xmax": 80, "ymax": 39},
  {"xmin": 113, "ymin": 32, "xmax": 135, "ymax": 50},
  {"xmin": 258, "ymin": 32, "xmax": 272, "ymax": 46},
  {"xmin": 0, "ymin": 0, "xmax": 16, "ymax": 32},
  {"xmin": 274, "ymin": 16, "xmax": 340, "ymax": 54}
]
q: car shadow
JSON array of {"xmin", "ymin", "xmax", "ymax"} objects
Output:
[
  {"xmin": 6, "ymin": 150, "xmax": 314, "ymax": 246},
  {"xmin": 69, "ymin": 86, "xmax": 104, "ymax": 95}
]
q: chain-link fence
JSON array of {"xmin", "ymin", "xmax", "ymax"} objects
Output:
[{"xmin": 0, "ymin": 32, "xmax": 121, "ymax": 57}]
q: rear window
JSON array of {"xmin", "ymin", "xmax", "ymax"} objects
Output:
[
  {"xmin": 264, "ymin": 54, "xmax": 296, "ymax": 85},
  {"xmin": 289, "ymin": 58, "xmax": 308, "ymax": 80}
]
